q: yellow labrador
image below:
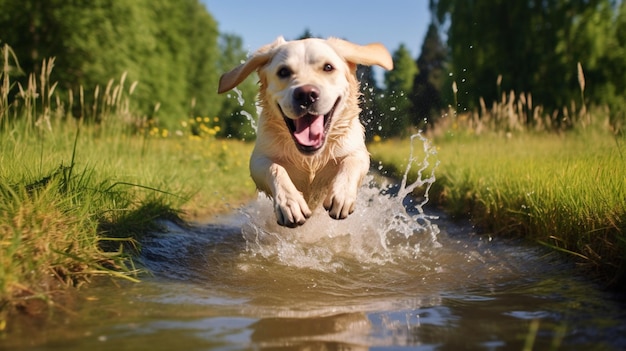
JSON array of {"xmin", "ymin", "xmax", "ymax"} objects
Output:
[{"xmin": 218, "ymin": 37, "xmax": 393, "ymax": 227}]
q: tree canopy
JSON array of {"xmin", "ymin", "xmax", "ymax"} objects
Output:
[
  {"xmin": 0, "ymin": 0, "xmax": 251, "ymax": 129},
  {"xmin": 379, "ymin": 44, "xmax": 418, "ymax": 137},
  {"xmin": 410, "ymin": 21, "xmax": 447, "ymax": 127},
  {"xmin": 2, "ymin": 1, "xmax": 625, "ymax": 135},
  {"xmin": 435, "ymin": 0, "xmax": 626, "ymax": 121}
]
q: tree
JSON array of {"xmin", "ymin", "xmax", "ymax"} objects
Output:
[
  {"xmin": 411, "ymin": 21, "xmax": 447, "ymax": 128},
  {"xmin": 357, "ymin": 65, "xmax": 383, "ymax": 139},
  {"xmin": 380, "ymin": 44, "xmax": 418, "ymax": 137},
  {"xmin": 568, "ymin": 0, "xmax": 626, "ymax": 132},
  {"xmin": 0, "ymin": 0, "xmax": 221, "ymax": 126},
  {"xmin": 182, "ymin": 0, "xmax": 222, "ymax": 120},
  {"xmin": 217, "ymin": 33, "xmax": 258, "ymax": 140},
  {"xmin": 297, "ymin": 28, "xmax": 317, "ymax": 40},
  {"xmin": 434, "ymin": 0, "xmax": 618, "ymax": 120}
]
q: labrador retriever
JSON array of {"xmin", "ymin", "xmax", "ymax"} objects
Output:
[{"xmin": 218, "ymin": 37, "xmax": 393, "ymax": 227}]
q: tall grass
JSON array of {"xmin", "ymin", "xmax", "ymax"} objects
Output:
[
  {"xmin": 0, "ymin": 45, "xmax": 256, "ymax": 321},
  {"xmin": 369, "ymin": 75, "xmax": 626, "ymax": 287},
  {"xmin": 434, "ymin": 63, "xmax": 624, "ymax": 138}
]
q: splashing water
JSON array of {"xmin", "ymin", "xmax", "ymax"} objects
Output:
[
  {"xmin": 239, "ymin": 132, "xmax": 440, "ymax": 272},
  {"xmin": 232, "ymin": 87, "xmax": 258, "ymax": 133}
]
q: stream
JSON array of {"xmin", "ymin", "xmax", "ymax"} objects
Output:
[{"xmin": 4, "ymin": 136, "xmax": 626, "ymax": 350}]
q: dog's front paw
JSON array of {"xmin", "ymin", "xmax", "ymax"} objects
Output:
[
  {"xmin": 323, "ymin": 188, "xmax": 357, "ymax": 220},
  {"xmin": 274, "ymin": 191, "xmax": 312, "ymax": 227}
]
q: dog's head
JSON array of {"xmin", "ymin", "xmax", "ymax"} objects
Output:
[{"xmin": 218, "ymin": 37, "xmax": 393, "ymax": 154}]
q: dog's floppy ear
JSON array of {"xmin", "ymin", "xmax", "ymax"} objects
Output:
[
  {"xmin": 218, "ymin": 36, "xmax": 287, "ymax": 94},
  {"xmin": 327, "ymin": 38, "xmax": 394, "ymax": 71}
]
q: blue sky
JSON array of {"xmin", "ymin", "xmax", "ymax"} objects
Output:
[{"xmin": 201, "ymin": 1, "xmax": 431, "ymax": 59}]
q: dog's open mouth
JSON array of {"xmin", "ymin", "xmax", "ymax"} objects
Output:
[{"xmin": 280, "ymin": 98, "xmax": 340, "ymax": 154}]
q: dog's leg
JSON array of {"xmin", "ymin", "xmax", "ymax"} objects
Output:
[
  {"xmin": 250, "ymin": 156, "xmax": 312, "ymax": 227},
  {"xmin": 323, "ymin": 151, "xmax": 370, "ymax": 219}
]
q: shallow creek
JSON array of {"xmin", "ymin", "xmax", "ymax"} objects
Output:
[
  {"xmin": 5, "ymin": 178, "xmax": 626, "ymax": 350},
  {"xmin": 5, "ymin": 134, "xmax": 626, "ymax": 350}
]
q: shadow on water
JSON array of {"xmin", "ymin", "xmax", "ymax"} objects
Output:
[{"xmin": 5, "ymin": 136, "xmax": 626, "ymax": 350}]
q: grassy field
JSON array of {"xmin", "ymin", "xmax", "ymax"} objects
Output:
[
  {"xmin": 0, "ymin": 47, "xmax": 256, "ymax": 323},
  {"xmin": 369, "ymin": 126, "xmax": 626, "ymax": 288},
  {"xmin": 0, "ymin": 118, "xmax": 255, "ymax": 318},
  {"xmin": 2, "ymin": 43, "xmax": 625, "ymax": 327}
]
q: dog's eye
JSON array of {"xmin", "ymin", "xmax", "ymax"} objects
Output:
[
  {"xmin": 323, "ymin": 64, "xmax": 334, "ymax": 72},
  {"xmin": 277, "ymin": 67, "xmax": 292, "ymax": 78}
]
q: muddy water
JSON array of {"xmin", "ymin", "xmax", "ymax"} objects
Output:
[
  {"xmin": 5, "ymin": 135, "xmax": 626, "ymax": 350},
  {"xmin": 5, "ymin": 179, "xmax": 626, "ymax": 350}
]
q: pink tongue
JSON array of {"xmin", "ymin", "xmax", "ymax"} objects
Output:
[{"xmin": 293, "ymin": 114, "xmax": 324, "ymax": 147}]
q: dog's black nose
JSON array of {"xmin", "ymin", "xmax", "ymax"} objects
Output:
[{"xmin": 294, "ymin": 85, "xmax": 320, "ymax": 108}]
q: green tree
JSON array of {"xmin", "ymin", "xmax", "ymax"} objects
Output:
[
  {"xmin": 217, "ymin": 33, "xmax": 257, "ymax": 140},
  {"xmin": 435, "ymin": 0, "xmax": 618, "ymax": 122},
  {"xmin": 297, "ymin": 28, "xmax": 318, "ymax": 40},
  {"xmin": 380, "ymin": 44, "xmax": 418, "ymax": 137},
  {"xmin": 357, "ymin": 65, "xmax": 383, "ymax": 139},
  {"xmin": 411, "ymin": 21, "xmax": 448, "ymax": 128},
  {"xmin": 0, "ymin": 0, "xmax": 221, "ymax": 125},
  {"xmin": 568, "ymin": 1, "xmax": 626, "ymax": 132}
]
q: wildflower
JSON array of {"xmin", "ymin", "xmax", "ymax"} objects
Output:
[
  {"xmin": 181, "ymin": 121, "xmax": 188, "ymax": 127},
  {"xmin": 161, "ymin": 129, "xmax": 169, "ymax": 138},
  {"xmin": 199, "ymin": 124, "xmax": 210, "ymax": 134},
  {"xmin": 203, "ymin": 117, "xmax": 210, "ymax": 123},
  {"xmin": 214, "ymin": 117, "xmax": 219, "ymax": 123},
  {"xmin": 373, "ymin": 135, "xmax": 382, "ymax": 143}
]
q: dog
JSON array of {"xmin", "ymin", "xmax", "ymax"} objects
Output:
[{"xmin": 218, "ymin": 36, "xmax": 393, "ymax": 227}]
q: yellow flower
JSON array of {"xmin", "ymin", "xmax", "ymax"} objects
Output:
[
  {"xmin": 213, "ymin": 117, "xmax": 219, "ymax": 122},
  {"xmin": 203, "ymin": 117, "xmax": 210, "ymax": 123},
  {"xmin": 161, "ymin": 129, "xmax": 169, "ymax": 138},
  {"xmin": 196, "ymin": 116, "xmax": 202, "ymax": 122},
  {"xmin": 373, "ymin": 135, "xmax": 382, "ymax": 143},
  {"xmin": 181, "ymin": 121, "xmax": 188, "ymax": 127},
  {"xmin": 200, "ymin": 124, "xmax": 211, "ymax": 134}
]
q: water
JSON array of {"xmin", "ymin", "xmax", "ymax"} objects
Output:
[{"xmin": 5, "ymin": 137, "xmax": 626, "ymax": 350}]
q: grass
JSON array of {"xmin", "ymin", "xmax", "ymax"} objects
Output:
[
  {"xmin": 0, "ymin": 119, "xmax": 255, "ymax": 314},
  {"xmin": 2, "ymin": 41, "xmax": 625, "ymax": 331},
  {"xmin": 0, "ymin": 44, "xmax": 256, "ymax": 323},
  {"xmin": 370, "ymin": 120, "xmax": 626, "ymax": 288},
  {"xmin": 371, "ymin": 64, "xmax": 626, "ymax": 288}
]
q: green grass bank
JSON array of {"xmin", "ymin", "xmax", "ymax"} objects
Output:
[
  {"xmin": 0, "ymin": 45, "xmax": 259, "ymax": 323},
  {"xmin": 369, "ymin": 128, "xmax": 626, "ymax": 288},
  {"xmin": 0, "ymin": 119, "xmax": 255, "ymax": 320}
]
